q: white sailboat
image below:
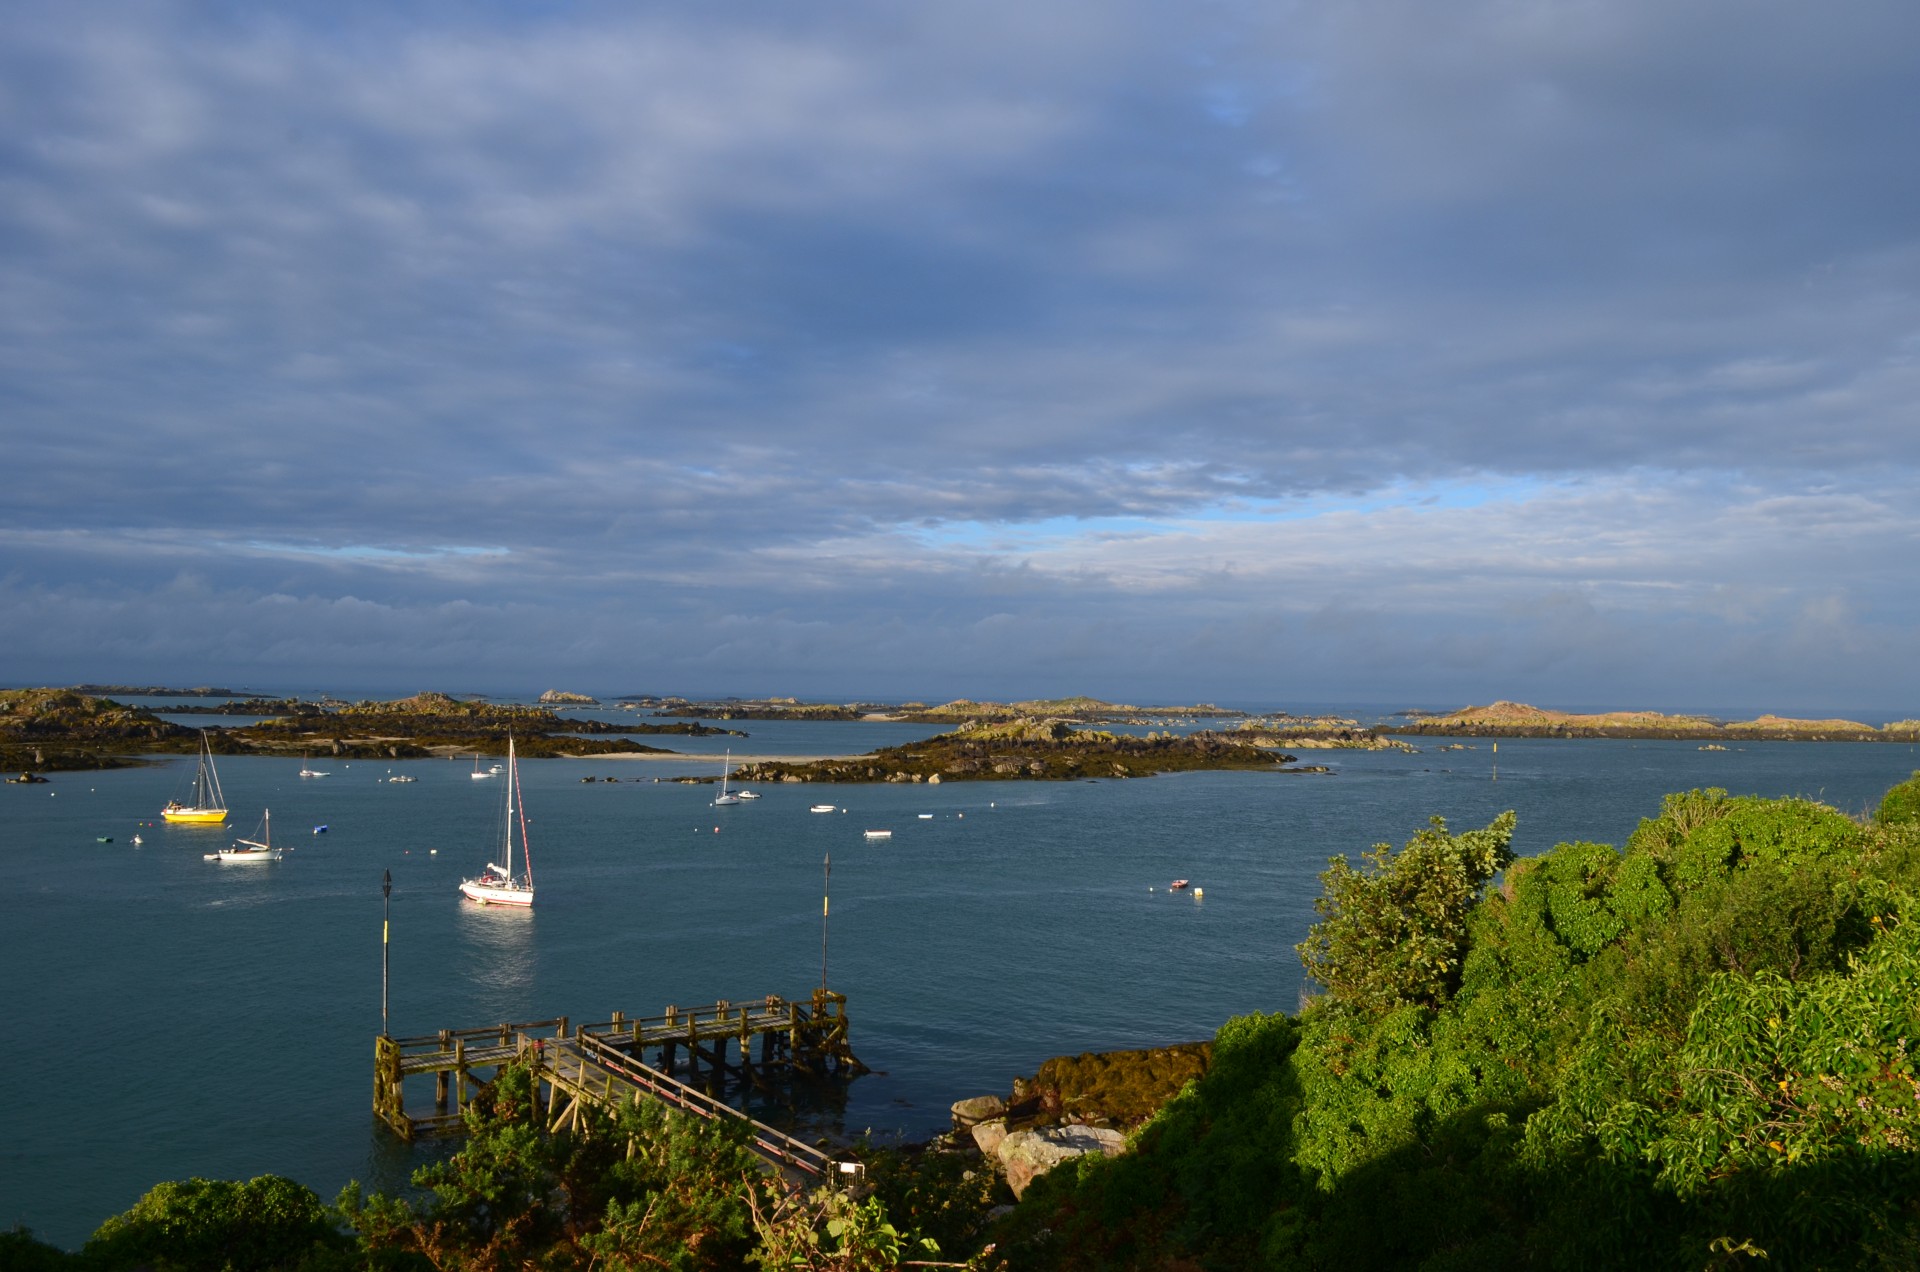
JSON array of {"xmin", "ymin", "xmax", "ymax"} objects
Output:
[
  {"xmin": 459, "ymin": 737, "xmax": 535, "ymax": 907},
  {"xmin": 205, "ymin": 809, "xmax": 282, "ymax": 862},
  {"xmin": 470, "ymin": 753, "xmax": 495, "ymax": 780},
  {"xmin": 298, "ymin": 754, "xmax": 330, "ymax": 778},
  {"xmin": 711, "ymin": 749, "xmax": 742, "ymax": 806},
  {"xmin": 162, "ymin": 731, "xmax": 229, "ymax": 823}
]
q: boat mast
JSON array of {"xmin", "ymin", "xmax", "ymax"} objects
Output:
[
  {"xmin": 514, "ymin": 737, "xmax": 534, "ymax": 887},
  {"xmin": 502, "ymin": 736, "xmax": 516, "ymax": 879}
]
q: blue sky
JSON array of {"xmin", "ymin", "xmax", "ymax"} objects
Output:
[{"xmin": 3, "ymin": 0, "xmax": 1918, "ymax": 712}]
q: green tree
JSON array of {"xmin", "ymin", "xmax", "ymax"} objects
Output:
[
  {"xmin": 1876, "ymin": 769, "xmax": 1920, "ymax": 826},
  {"xmin": 0, "ymin": 1226, "xmax": 77, "ymax": 1271},
  {"xmin": 342, "ymin": 1061, "xmax": 769, "ymax": 1270},
  {"xmin": 85, "ymin": 1175, "xmax": 350, "ymax": 1272},
  {"xmin": 1297, "ymin": 811, "xmax": 1516, "ymax": 1013}
]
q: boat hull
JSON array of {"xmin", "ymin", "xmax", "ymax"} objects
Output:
[
  {"xmin": 460, "ymin": 879, "xmax": 534, "ymax": 907},
  {"xmin": 205, "ymin": 850, "xmax": 280, "ymax": 862},
  {"xmin": 163, "ymin": 807, "xmax": 228, "ymax": 824}
]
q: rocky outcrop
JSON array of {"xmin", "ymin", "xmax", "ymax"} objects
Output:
[
  {"xmin": 539, "ymin": 690, "xmax": 599, "ymax": 705},
  {"xmin": 1396, "ymin": 701, "xmax": 1909, "ymax": 743},
  {"xmin": 951, "ymin": 1095, "xmax": 1007, "ymax": 1129},
  {"xmin": 997, "ymin": 1125, "xmax": 1127, "ymax": 1198},
  {"xmin": 732, "ymin": 722, "xmax": 1308, "ymax": 784}
]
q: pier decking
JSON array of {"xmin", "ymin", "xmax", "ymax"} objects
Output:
[{"xmin": 374, "ymin": 988, "xmax": 867, "ymax": 1180}]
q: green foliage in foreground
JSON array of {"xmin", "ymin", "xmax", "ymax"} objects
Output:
[
  {"xmin": 1004, "ymin": 787, "xmax": 1920, "ymax": 1269},
  {"xmin": 53, "ymin": 1062, "xmax": 969, "ymax": 1272}
]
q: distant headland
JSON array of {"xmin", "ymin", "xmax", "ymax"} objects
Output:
[
  {"xmin": 1395, "ymin": 700, "xmax": 1920, "ymax": 743},
  {"xmin": 730, "ymin": 719, "xmax": 1327, "ymax": 784},
  {"xmin": 618, "ymin": 694, "xmax": 1245, "ymax": 725}
]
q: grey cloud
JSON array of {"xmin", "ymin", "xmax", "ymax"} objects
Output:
[{"xmin": 2, "ymin": 0, "xmax": 1918, "ymax": 704}]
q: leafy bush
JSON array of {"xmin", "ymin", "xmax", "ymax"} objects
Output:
[
  {"xmin": 1877, "ymin": 770, "xmax": 1920, "ymax": 826},
  {"xmin": 86, "ymin": 1175, "xmax": 350, "ymax": 1272},
  {"xmin": 1005, "ymin": 784, "xmax": 1920, "ymax": 1270},
  {"xmin": 1297, "ymin": 811, "xmax": 1517, "ymax": 1012}
]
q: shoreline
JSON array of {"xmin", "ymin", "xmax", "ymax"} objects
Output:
[{"xmin": 559, "ymin": 751, "xmax": 861, "ymax": 765}]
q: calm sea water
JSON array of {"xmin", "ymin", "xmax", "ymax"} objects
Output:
[{"xmin": 6, "ymin": 720, "xmax": 1919, "ymax": 1248}]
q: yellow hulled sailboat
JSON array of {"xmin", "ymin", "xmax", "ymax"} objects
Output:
[{"xmin": 162, "ymin": 731, "xmax": 229, "ymax": 824}]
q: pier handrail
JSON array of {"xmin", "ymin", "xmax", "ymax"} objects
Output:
[
  {"xmin": 558, "ymin": 1032, "xmax": 858, "ymax": 1181},
  {"xmin": 389, "ymin": 1018, "xmax": 570, "ymax": 1050}
]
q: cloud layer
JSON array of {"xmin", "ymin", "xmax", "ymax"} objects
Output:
[{"xmin": 4, "ymin": 1, "xmax": 1918, "ymax": 709}]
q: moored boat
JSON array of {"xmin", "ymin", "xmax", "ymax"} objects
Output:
[
  {"xmin": 205, "ymin": 809, "xmax": 282, "ymax": 862},
  {"xmin": 163, "ymin": 732, "xmax": 229, "ymax": 823},
  {"xmin": 460, "ymin": 737, "xmax": 535, "ymax": 907},
  {"xmin": 712, "ymin": 750, "xmax": 742, "ymax": 806}
]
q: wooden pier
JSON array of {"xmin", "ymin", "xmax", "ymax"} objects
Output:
[{"xmin": 373, "ymin": 988, "xmax": 867, "ymax": 1181}]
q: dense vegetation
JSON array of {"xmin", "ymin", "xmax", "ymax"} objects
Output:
[
  {"xmin": 7, "ymin": 1064, "xmax": 966, "ymax": 1271},
  {"xmin": 1001, "ymin": 774, "xmax": 1920, "ymax": 1268},
  {"xmin": 12, "ymin": 774, "xmax": 1920, "ymax": 1268}
]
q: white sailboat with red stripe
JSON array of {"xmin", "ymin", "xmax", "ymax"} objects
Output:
[{"xmin": 459, "ymin": 736, "xmax": 535, "ymax": 908}]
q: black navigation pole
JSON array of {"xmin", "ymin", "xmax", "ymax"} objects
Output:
[
  {"xmin": 821, "ymin": 853, "xmax": 831, "ymax": 992},
  {"xmin": 382, "ymin": 869, "xmax": 392, "ymax": 1037}
]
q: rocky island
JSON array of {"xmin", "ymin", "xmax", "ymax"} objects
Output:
[
  {"xmin": 0, "ymin": 688, "xmax": 742, "ymax": 772},
  {"xmin": 1229, "ymin": 713, "xmax": 1419, "ymax": 752},
  {"xmin": 730, "ymin": 718, "xmax": 1324, "ymax": 783},
  {"xmin": 634, "ymin": 694, "xmax": 1246, "ymax": 725},
  {"xmin": 1395, "ymin": 699, "xmax": 1920, "ymax": 742}
]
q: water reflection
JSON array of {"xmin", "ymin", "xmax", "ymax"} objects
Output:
[{"xmin": 455, "ymin": 900, "xmax": 536, "ymax": 1001}]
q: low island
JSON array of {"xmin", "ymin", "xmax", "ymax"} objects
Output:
[
  {"xmin": 0, "ymin": 688, "xmax": 741, "ymax": 772},
  {"xmin": 1394, "ymin": 699, "xmax": 1920, "ymax": 742},
  {"xmin": 730, "ymin": 719, "xmax": 1324, "ymax": 783}
]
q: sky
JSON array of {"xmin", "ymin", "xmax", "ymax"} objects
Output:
[{"xmin": 3, "ymin": 0, "xmax": 1918, "ymax": 713}]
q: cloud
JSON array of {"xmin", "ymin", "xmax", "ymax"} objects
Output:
[{"xmin": 1, "ymin": 0, "xmax": 1917, "ymax": 706}]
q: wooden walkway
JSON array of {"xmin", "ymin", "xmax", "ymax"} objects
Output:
[{"xmin": 374, "ymin": 989, "xmax": 866, "ymax": 1181}]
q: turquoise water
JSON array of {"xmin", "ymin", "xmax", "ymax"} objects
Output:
[{"xmin": 5, "ymin": 726, "xmax": 1919, "ymax": 1248}]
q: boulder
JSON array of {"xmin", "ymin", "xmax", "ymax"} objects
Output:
[
  {"xmin": 971, "ymin": 1119, "xmax": 1008, "ymax": 1156},
  {"xmin": 951, "ymin": 1094, "xmax": 1007, "ymax": 1129},
  {"xmin": 996, "ymin": 1125, "xmax": 1126, "ymax": 1198}
]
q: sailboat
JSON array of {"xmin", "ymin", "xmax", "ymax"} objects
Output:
[
  {"xmin": 459, "ymin": 736, "xmax": 535, "ymax": 907},
  {"xmin": 204, "ymin": 809, "xmax": 281, "ymax": 862},
  {"xmin": 712, "ymin": 749, "xmax": 742, "ymax": 806},
  {"xmin": 298, "ymin": 754, "xmax": 330, "ymax": 778},
  {"xmin": 470, "ymin": 753, "xmax": 495, "ymax": 780},
  {"xmin": 162, "ymin": 732, "xmax": 229, "ymax": 823}
]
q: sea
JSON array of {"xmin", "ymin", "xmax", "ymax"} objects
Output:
[{"xmin": 5, "ymin": 700, "xmax": 1918, "ymax": 1248}]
